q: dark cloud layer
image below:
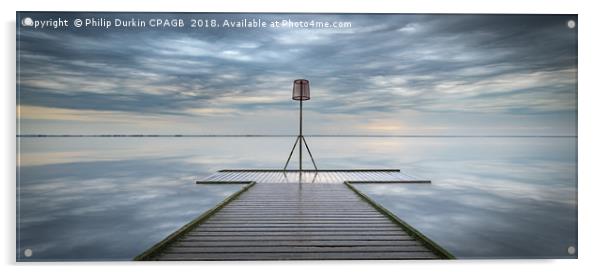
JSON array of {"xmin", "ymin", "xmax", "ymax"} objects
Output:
[{"xmin": 16, "ymin": 13, "xmax": 577, "ymax": 134}]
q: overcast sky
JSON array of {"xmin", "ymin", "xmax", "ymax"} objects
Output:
[{"xmin": 17, "ymin": 13, "xmax": 577, "ymax": 135}]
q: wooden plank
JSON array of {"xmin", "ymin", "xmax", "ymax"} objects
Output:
[
  {"xmin": 191, "ymin": 228, "xmax": 404, "ymax": 232},
  {"xmin": 218, "ymin": 169, "xmax": 402, "ymax": 172},
  {"xmin": 171, "ymin": 240, "xmax": 420, "ymax": 247},
  {"xmin": 224, "ymin": 203, "xmax": 371, "ymax": 206},
  {"xmin": 212, "ymin": 213, "xmax": 381, "ymax": 216},
  {"xmin": 204, "ymin": 220, "xmax": 393, "ymax": 224},
  {"xmin": 156, "ymin": 252, "xmax": 439, "ymax": 261},
  {"xmin": 207, "ymin": 218, "xmax": 390, "ymax": 222},
  {"xmin": 206, "ymin": 217, "xmax": 389, "ymax": 220},
  {"xmin": 163, "ymin": 245, "xmax": 431, "ymax": 253},
  {"xmin": 204, "ymin": 218, "xmax": 392, "ymax": 222},
  {"xmin": 216, "ymin": 207, "xmax": 376, "ymax": 210},
  {"xmin": 226, "ymin": 201, "xmax": 364, "ymax": 203},
  {"xmin": 183, "ymin": 231, "xmax": 410, "ymax": 237},
  {"xmin": 214, "ymin": 211, "xmax": 379, "ymax": 214},
  {"xmin": 218, "ymin": 206, "xmax": 375, "ymax": 209},
  {"xmin": 222, "ymin": 203, "xmax": 370, "ymax": 205},
  {"xmin": 197, "ymin": 224, "xmax": 401, "ymax": 228},
  {"xmin": 179, "ymin": 235, "xmax": 415, "ymax": 241},
  {"xmin": 184, "ymin": 235, "xmax": 409, "ymax": 242},
  {"xmin": 222, "ymin": 207, "xmax": 370, "ymax": 209}
]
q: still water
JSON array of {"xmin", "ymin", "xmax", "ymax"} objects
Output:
[{"xmin": 16, "ymin": 137, "xmax": 577, "ymax": 260}]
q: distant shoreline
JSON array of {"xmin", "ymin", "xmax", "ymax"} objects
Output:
[{"xmin": 16, "ymin": 134, "xmax": 577, "ymax": 138}]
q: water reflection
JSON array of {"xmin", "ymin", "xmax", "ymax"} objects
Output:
[
  {"xmin": 17, "ymin": 137, "xmax": 577, "ymax": 260},
  {"xmin": 17, "ymin": 156, "xmax": 243, "ymax": 261},
  {"xmin": 353, "ymin": 140, "xmax": 577, "ymax": 258}
]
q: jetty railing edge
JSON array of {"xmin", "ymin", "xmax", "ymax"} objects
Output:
[
  {"xmin": 133, "ymin": 181, "xmax": 256, "ymax": 261},
  {"xmin": 344, "ymin": 181, "xmax": 455, "ymax": 259}
]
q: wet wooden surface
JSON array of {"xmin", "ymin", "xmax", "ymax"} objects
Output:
[
  {"xmin": 146, "ymin": 183, "xmax": 441, "ymax": 260},
  {"xmin": 199, "ymin": 170, "xmax": 429, "ymax": 184}
]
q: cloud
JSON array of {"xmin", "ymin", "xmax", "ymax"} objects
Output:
[
  {"xmin": 18, "ymin": 105, "xmax": 165, "ymax": 123},
  {"xmin": 17, "ymin": 13, "xmax": 577, "ymax": 135}
]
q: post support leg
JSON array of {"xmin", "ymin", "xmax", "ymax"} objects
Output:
[{"xmin": 283, "ymin": 136, "xmax": 300, "ymax": 170}]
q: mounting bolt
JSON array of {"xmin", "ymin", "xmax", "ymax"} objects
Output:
[
  {"xmin": 24, "ymin": 248, "xmax": 33, "ymax": 257},
  {"xmin": 567, "ymin": 246, "xmax": 576, "ymax": 255}
]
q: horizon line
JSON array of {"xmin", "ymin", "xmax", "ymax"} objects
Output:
[{"xmin": 16, "ymin": 134, "xmax": 577, "ymax": 138}]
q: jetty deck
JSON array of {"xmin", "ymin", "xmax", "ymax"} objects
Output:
[
  {"xmin": 136, "ymin": 170, "xmax": 452, "ymax": 260},
  {"xmin": 200, "ymin": 169, "xmax": 430, "ymax": 184}
]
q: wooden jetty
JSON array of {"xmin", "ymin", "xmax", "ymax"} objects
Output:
[{"xmin": 135, "ymin": 170, "xmax": 453, "ymax": 261}]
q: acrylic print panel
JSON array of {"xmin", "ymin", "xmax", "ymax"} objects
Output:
[{"xmin": 16, "ymin": 12, "xmax": 577, "ymax": 261}]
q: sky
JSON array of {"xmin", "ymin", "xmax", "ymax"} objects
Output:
[{"xmin": 16, "ymin": 13, "xmax": 577, "ymax": 135}]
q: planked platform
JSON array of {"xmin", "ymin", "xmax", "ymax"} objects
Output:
[
  {"xmin": 136, "ymin": 170, "xmax": 451, "ymax": 261},
  {"xmin": 200, "ymin": 169, "xmax": 430, "ymax": 184}
]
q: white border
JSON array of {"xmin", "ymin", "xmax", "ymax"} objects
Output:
[{"xmin": 3, "ymin": 1, "xmax": 601, "ymax": 274}]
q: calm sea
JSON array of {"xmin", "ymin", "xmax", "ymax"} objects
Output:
[{"xmin": 16, "ymin": 137, "xmax": 577, "ymax": 260}]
